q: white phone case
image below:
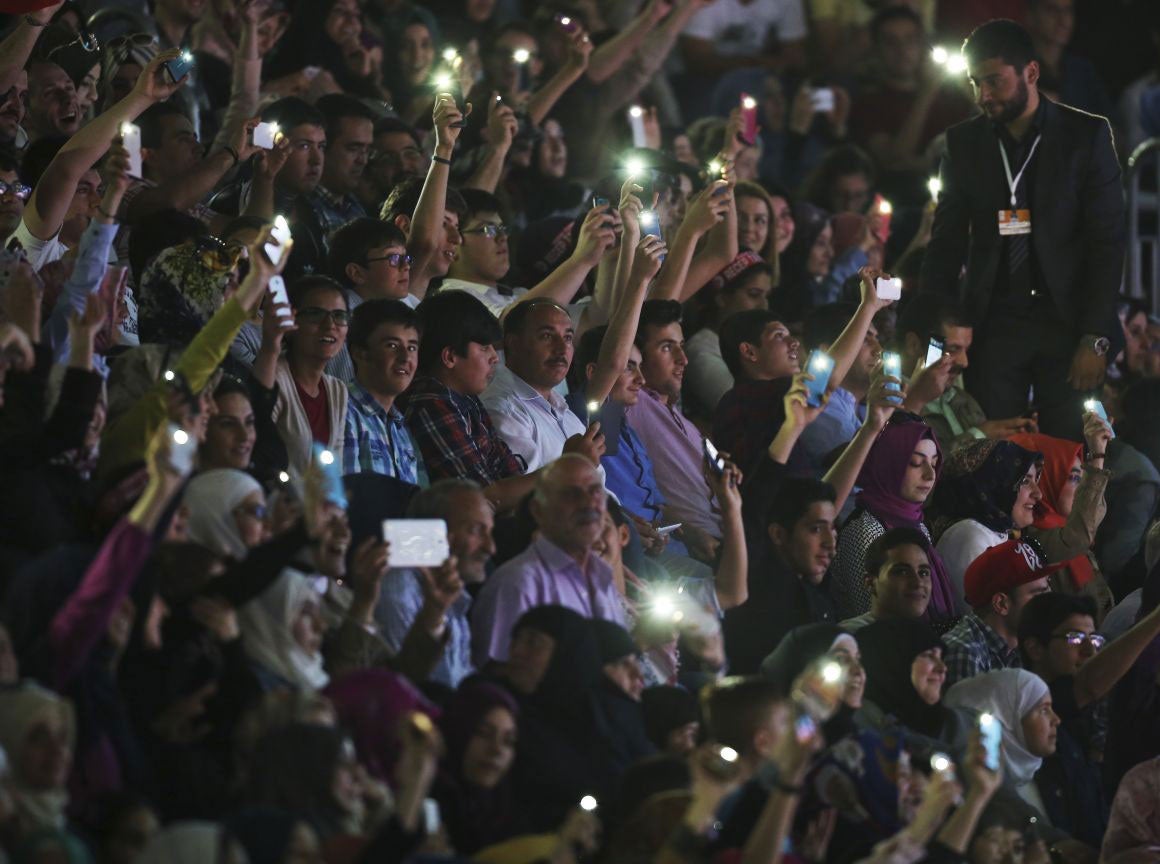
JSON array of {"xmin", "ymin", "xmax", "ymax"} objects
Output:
[
  {"xmin": 264, "ymin": 215, "xmax": 292, "ymax": 265},
  {"xmin": 875, "ymin": 276, "xmax": 902, "ymax": 301},
  {"xmin": 252, "ymin": 121, "xmax": 277, "ymax": 150},
  {"xmin": 382, "ymin": 519, "xmax": 450, "ymax": 568},
  {"xmin": 122, "ymin": 123, "xmax": 143, "ymax": 178}
]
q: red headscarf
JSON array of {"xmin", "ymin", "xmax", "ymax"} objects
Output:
[{"xmin": 1009, "ymin": 432, "xmax": 1094, "ymax": 586}]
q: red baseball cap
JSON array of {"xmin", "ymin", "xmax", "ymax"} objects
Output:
[{"xmin": 964, "ymin": 539, "xmax": 1064, "ymax": 608}]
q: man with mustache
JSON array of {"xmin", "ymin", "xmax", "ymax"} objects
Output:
[
  {"xmin": 481, "ymin": 298, "xmax": 603, "ymax": 475},
  {"xmin": 920, "ymin": 18, "xmax": 1124, "ymax": 440},
  {"xmin": 895, "ymin": 294, "xmax": 1038, "ymax": 451},
  {"xmin": 840, "ymin": 527, "xmax": 936, "ymax": 632},
  {"xmin": 470, "ymin": 454, "xmax": 625, "ymax": 666}
]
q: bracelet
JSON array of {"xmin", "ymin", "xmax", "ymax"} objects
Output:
[
  {"xmin": 222, "ymin": 145, "xmax": 240, "ymax": 167},
  {"xmin": 432, "ymin": 155, "xmax": 452, "ymax": 165},
  {"xmin": 24, "ymin": 15, "xmax": 47, "ymax": 27}
]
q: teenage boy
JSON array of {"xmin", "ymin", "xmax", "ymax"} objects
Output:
[{"xmin": 840, "ymin": 527, "xmax": 934, "ymax": 632}]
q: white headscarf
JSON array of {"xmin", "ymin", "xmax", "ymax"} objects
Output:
[
  {"xmin": 138, "ymin": 822, "xmax": 246, "ymax": 864},
  {"xmin": 944, "ymin": 668, "xmax": 1050, "ymax": 788},
  {"xmin": 183, "ymin": 469, "xmax": 264, "ymax": 559},
  {"xmin": 238, "ymin": 570, "xmax": 330, "ymax": 691},
  {"xmin": 0, "ymin": 683, "xmax": 76, "ymax": 831}
]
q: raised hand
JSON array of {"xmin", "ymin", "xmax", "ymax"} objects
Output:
[
  {"xmin": 866, "ymin": 361, "xmax": 903, "ymax": 430},
  {"xmin": 417, "ymin": 557, "xmax": 465, "ymax": 628},
  {"xmin": 133, "ymin": 49, "xmax": 190, "ymax": 103},
  {"xmin": 563, "ymin": 421, "xmax": 606, "ymax": 464},
  {"xmin": 629, "ymin": 233, "xmax": 666, "ymax": 285},
  {"xmin": 574, "ymin": 207, "xmax": 618, "ymax": 266},
  {"xmin": 782, "ymin": 370, "xmax": 828, "ymax": 431},
  {"xmin": 619, "ymin": 178, "xmax": 645, "ymax": 237},
  {"xmin": 682, "ymin": 181, "xmax": 732, "ymax": 237},
  {"xmin": 485, "ymin": 92, "xmax": 518, "ymax": 153},
  {"xmin": 68, "ymin": 291, "xmax": 108, "ymax": 353}
]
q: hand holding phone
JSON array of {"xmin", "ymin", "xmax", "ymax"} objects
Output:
[
  {"xmin": 312, "ymin": 444, "xmax": 348, "ymax": 510},
  {"xmin": 167, "ymin": 422, "xmax": 197, "ymax": 475},
  {"xmin": 264, "ymin": 214, "xmax": 292, "ymax": 266},
  {"xmin": 703, "ymin": 438, "xmax": 726, "ymax": 477},
  {"xmin": 925, "ymin": 337, "xmax": 944, "ymax": 368},
  {"xmin": 979, "ymin": 712, "xmax": 1002, "ymax": 771},
  {"xmin": 875, "ymin": 275, "xmax": 902, "ymax": 301},
  {"xmin": 121, "ymin": 122, "xmax": 142, "ymax": 178},
  {"xmin": 251, "ymin": 121, "xmax": 280, "ymax": 150},
  {"xmin": 1083, "ymin": 398, "xmax": 1114, "ymax": 438},
  {"xmin": 164, "ymin": 49, "xmax": 195, "ymax": 84},
  {"xmin": 640, "ymin": 209, "xmax": 662, "ymax": 239},
  {"xmin": 627, "ymin": 105, "xmax": 647, "ymax": 148},
  {"xmin": 267, "ymin": 275, "xmax": 295, "ymax": 329},
  {"xmin": 739, "ymin": 93, "xmax": 758, "ymax": 145},
  {"xmin": 810, "ymin": 87, "xmax": 835, "ymax": 113},
  {"xmin": 804, "ymin": 350, "xmax": 835, "ymax": 407},
  {"xmin": 382, "ymin": 519, "xmax": 451, "ymax": 568},
  {"xmin": 882, "ymin": 352, "xmax": 904, "ymax": 404}
]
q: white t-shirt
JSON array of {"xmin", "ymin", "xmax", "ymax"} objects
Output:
[
  {"xmin": 683, "ymin": 0, "xmax": 808, "ymax": 55},
  {"xmin": 11, "ymin": 219, "xmax": 68, "ymax": 271}
]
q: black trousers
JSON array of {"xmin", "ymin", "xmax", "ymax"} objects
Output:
[{"xmin": 965, "ymin": 300, "xmax": 1087, "ymax": 441}]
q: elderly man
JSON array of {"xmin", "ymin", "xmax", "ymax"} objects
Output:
[{"xmin": 471, "ymin": 454, "xmax": 625, "ymax": 665}]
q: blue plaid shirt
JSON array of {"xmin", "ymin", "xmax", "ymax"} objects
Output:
[
  {"xmin": 343, "ymin": 381, "xmax": 422, "ymax": 484},
  {"xmin": 308, "ymin": 185, "xmax": 367, "ymax": 239}
]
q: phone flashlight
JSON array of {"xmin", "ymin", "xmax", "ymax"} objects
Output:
[
  {"xmin": 512, "ymin": 48, "xmax": 531, "ymax": 64},
  {"xmin": 580, "ymin": 795, "xmax": 598, "ymax": 812},
  {"xmin": 878, "ymin": 198, "xmax": 893, "ymax": 215},
  {"xmin": 319, "ymin": 449, "xmax": 335, "ymax": 466},
  {"xmin": 278, "ymin": 471, "xmax": 290, "ymax": 483},
  {"xmin": 931, "ymin": 45, "xmax": 949, "ymax": 64},
  {"xmin": 586, "ymin": 400, "xmax": 600, "ymax": 415},
  {"xmin": 625, "ymin": 156, "xmax": 646, "ymax": 179},
  {"xmin": 163, "ymin": 369, "xmax": 176, "ymax": 382},
  {"xmin": 707, "ymin": 159, "xmax": 722, "ymax": 176},
  {"xmin": 442, "ymin": 47, "xmax": 459, "ymax": 63},
  {"xmin": 172, "ymin": 428, "xmax": 189, "ymax": 445},
  {"xmin": 434, "ymin": 72, "xmax": 453, "ymax": 90},
  {"xmin": 719, "ymin": 746, "xmax": 739, "ymax": 763},
  {"xmin": 931, "ymin": 752, "xmax": 951, "ymax": 773},
  {"xmin": 741, "ymin": 95, "xmax": 757, "ymax": 111},
  {"xmin": 821, "ymin": 661, "xmax": 842, "ymax": 684},
  {"xmin": 928, "ymin": 176, "xmax": 942, "ymax": 198},
  {"xmin": 946, "ymin": 54, "xmax": 967, "ymax": 74}
]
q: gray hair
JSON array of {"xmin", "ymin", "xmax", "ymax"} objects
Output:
[{"xmin": 406, "ymin": 478, "xmax": 484, "ymax": 518}]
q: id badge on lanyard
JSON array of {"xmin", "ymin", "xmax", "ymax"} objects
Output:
[{"xmin": 997, "ymin": 135, "xmax": 1040, "ymax": 237}]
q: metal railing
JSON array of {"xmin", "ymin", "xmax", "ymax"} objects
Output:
[{"xmin": 1126, "ymin": 138, "xmax": 1160, "ymax": 316}]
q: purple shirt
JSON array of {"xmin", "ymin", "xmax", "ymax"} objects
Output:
[
  {"xmin": 626, "ymin": 388, "xmax": 722, "ymax": 538},
  {"xmin": 470, "ymin": 535, "xmax": 626, "ymax": 665}
]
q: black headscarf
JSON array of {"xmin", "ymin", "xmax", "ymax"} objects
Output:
[
  {"xmin": 856, "ymin": 619, "xmax": 946, "ymax": 738},
  {"xmin": 929, "ymin": 439, "xmax": 1042, "ymax": 541},
  {"xmin": 774, "ymin": 201, "xmax": 831, "ymax": 323},
  {"xmin": 761, "ymin": 623, "xmax": 857, "ymax": 743}
]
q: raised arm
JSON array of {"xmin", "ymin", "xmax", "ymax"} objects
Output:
[
  {"xmin": 584, "ymin": 1, "xmax": 666, "ymax": 84},
  {"xmin": 823, "ymin": 266, "xmax": 894, "ymax": 392},
  {"xmin": 0, "ymin": 3, "xmax": 60, "ymax": 93},
  {"xmin": 709, "ymin": 461, "xmax": 748, "ymax": 609},
  {"xmin": 25, "ymin": 49, "xmax": 188, "ymax": 241},
  {"xmin": 650, "ymin": 179, "xmax": 733, "ymax": 301},
  {"xmin": 464, "ymin": 93, "xmax": 517, "ymax": 194},
  {"xmin": 408, "ymin": 94, "xmax": 464, "ymax": 289},
  {"xmin": 503, "ymin": 205, "xmax": 615, "ymax": 314},
  {"xmin": 823, "ymin": 368, "xmax": 899, "ymax": 514},
  {"xmin": 524, "ymin": 26, "xmax": 591, "ymax": 128}
]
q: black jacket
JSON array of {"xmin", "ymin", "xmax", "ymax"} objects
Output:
[{"xmin": 920, "ymin": 98, "xmax": 1124, "ymax": 339}]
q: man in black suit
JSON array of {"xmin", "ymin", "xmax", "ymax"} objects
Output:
[{"xmin": 920, "ymin": 19, "xmax": 1124, "ymax": 439}]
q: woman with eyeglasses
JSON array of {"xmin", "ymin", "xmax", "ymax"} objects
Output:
[{"xmin": 253, "ymin": 275, "xmax": 349, "ymax": 476}]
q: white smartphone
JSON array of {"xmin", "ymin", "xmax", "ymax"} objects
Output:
[
  {"xmin": 121, "ymin": 122, "xmax": 142, "ymax": 178},
  {"xmin": 875, "ymin": 276, "xmax": 902, "ymax": 301},
  {"xmin": 167, "ymin": 422, "xmax": 196, "ymax": 475},
  {"xmin": 810, "ymin": 87, "xmax": 835, "ymax": 113},
  {"xmin": 264, "ymin": 214, "xmax": 292, "ymax": 265},
  {"xmin": 251, "ymin": 121, "xmax": 279, "ymax": 150},
  {"xmin": 925, "ymin": 337, "xmax": 944, "ymax": 368},
  {"xmin": 422, "ymin": 798, "xmax": 441, "ymax": 834},
  {"xmin": 627, "ymin": 105, "xmax": 647, "ymax": 148},
  {"xmin": 656, "ymin": 523, "xmax": 682, "ymax": 537},
  {"xmin": 267, "ymin": 275, "xmax": 295, "ymax": 328},
  {"xmin": 382, "ymin": 519, "xmax": 450, "ymax": 568}
]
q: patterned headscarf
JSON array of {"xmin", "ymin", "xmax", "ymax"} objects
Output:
[
  {"xmin": 137, "ymin": 243, "xmax": 233, "ymax": 347},
  {"xmin": 929, "ymin": 439, "xmax": 1042, "ymax": 542}
]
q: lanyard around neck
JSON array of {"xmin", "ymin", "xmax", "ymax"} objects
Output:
[{"xmin": 998, "ymin": 134, "xmax": 1042, "ymax": 208}]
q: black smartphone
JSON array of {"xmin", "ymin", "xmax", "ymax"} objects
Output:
[
  {"xmin": 703, "ymin": 437, "xmax": 726, "ymax": 477},
  {"xmin": 164, "ymin": 50, "xmax": 195, "ymax": 84}
]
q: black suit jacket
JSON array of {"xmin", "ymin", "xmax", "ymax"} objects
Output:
[{"xmin": 920, "ymin": 98, "xmax": 1125, "ymax": 339}]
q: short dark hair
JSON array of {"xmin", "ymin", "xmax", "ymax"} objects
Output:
[
  {"xmin": 459, "ymin": 188, "xmax": 504, "ymax": 223},
  {"xmin": 329, "ymin": 218, "xmax": 408, "ymax": 285},
  {"xmin": 635, "ymin": 299, "xmax": 683, "ymax": 350},
  {"xmin": 766, "ymin": 477, "xmax": 836, "ymax": 530},
  {"xmin": 503, "ymin": 298, "xmax": 568, "ymax": 339},
  {"xmin": 719, "ymin": 309, "xmax": 781, "ymax": 380},
  {"xmin": 802, "ymin": 144, "xmax": 876, "ymax": 210},
  {"xmin": 701, "ymin": 676, "xmax": 784, "ymax": 757},
  {"xmin": 576, "ymin": 324, "xmax": 606, "ymax": 372},
  {"xmin": 803, "ymin": 303, "xmax": 858, "ymax": 353},
  {"xmin": 374, "ymin": 116, "xmax": 421, "ymax": 149},
  {"xmin": 416, "ymin": 290, "xmax": 503, "ymax": 374},
  {"xmin": 261, "ymin": 96, "xmax": 325, "ymax": 132},
  {"xmin": 1016, "ymin": 592, "xmax": 1098, "ymax": 665},
  {"xmin": 381, "ymin": 176, "xmax": 468, "ymax": 223},
  {"xmin": 315, "ymin": 93, "xmax": 377, "ymax": 143},
  {"xmin": 963, "ymin": 18, "xmax": 1036, "ymax": 71},
  {"xmin": 895, "ymin": 293, "xmax": 970, "ymax": 346},
  {"xmin": 288, "ymin": 275, "xmax": 347, "ymax": 311},
  {"xmin": 213, "ymin": 375, "xmax": 252, "ymax": 404},
  {"xmin": 348, "ymin": 299, "xmax": 421, "ymax": 358},
  {"xmin": 864, "ymin": 527, "xmax": 931, "ymax": 577},
  {"xmin": 138, "ymin": 101, "xmax": 189, "ymax": 149},
  {"xmin": 870, "ymin": 5, "xmax": 923, "ymax": 42}
]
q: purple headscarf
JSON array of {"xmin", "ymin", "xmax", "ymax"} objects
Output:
[{"xmin": 854, "ymin": 417, "xmax": 956, "ymax": 624}]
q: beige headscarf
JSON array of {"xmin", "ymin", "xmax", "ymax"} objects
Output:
[{"xmin": 0, "ymin": 683, "xmax": 76, "ymax": 832}]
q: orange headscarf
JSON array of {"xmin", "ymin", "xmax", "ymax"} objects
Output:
[{"xmin": 1009, "ymin": 432, "xmax": 1094, "ymax": 586}]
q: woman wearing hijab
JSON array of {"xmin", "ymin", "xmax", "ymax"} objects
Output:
[
  {"xmin": 237, "ymin": 570, "xmax": 329, "ymax": 691},
  {"xmin": 431, "ymin": 681, "xmax": 523, "ymax": 854},
  {"xmin": 590, "ymin": 619, "xmax": 656, "ymax": 774},
  {"xmin": 182, "ymin": 468, "xmax": 268, "ymax": 561},
  {"xmin": 855, "ymin": 619, "xmax": 972, "ymax": 757},
  {"xmin": 830, "ymin": 414, "xmax": 956, "ymax": 626},
  {"xmin": 944, "ymin": 669, "xmax": 1059, "ymax": 818},
  {"xmin": 490, "ymin": 605, "xmax": 618, "ymax": 834},
  {"xmin": 929, "ymin": 440, "xmax": 1044, "ymax": 614},
  {"xmin": 0, "ymin": 684, "xmax": 77, "ymax": 844},
  {"xmin": 136, "ymin": 240, "xmax": 241, "ymax": 348},
  {"xmin": 1102, "ymin": 756, "xmax": 1160, "ymax": 864}
]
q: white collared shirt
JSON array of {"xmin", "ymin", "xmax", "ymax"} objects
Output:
[
  {"xmin": 482, "ymin": 364, "xmax": 604, "ymax": 479},
  {"xmin": 438, "ymin": 278, "xmax": 527, "ymax": 317}
]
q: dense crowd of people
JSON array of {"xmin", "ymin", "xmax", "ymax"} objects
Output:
[{"xmin": 1, "ymin": 0, "xmax": 1160, "ymax": 862}]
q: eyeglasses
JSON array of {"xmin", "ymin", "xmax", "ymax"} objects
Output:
[
  {"xmin": 369, "ymin": 146, "xmax": 422, "ymax": 165},
  {"xmin": 195, "ymin": 235, "xmax": 244, "ymax": 272},
  {"xmin": 462, "ymin": 223, "xmax": 510, "ymax": 239},
  {"xmin": 1050, "ymin": 631, "xmax": 1106, "ymax": 650},
  {"xmin": 0, "ymin": 180, "xmax": 32, "ymax": 202},
  {"xmin": 107, "ymin": 33, "xmax": 158, "ymax": 54},
  {"xmin": 298, "ymin": 307, "xmax": 351, "ymax": 327},
  {"xmin": 365, "ymin": 252, "xmax": 413, "ymax": 269}
]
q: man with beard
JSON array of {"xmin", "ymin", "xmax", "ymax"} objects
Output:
[
  {"xmin": 920, "ymin": 18, "xmax": 1124, "ymax": 440},
  {"xmin": 470, "ymin": 454, "xmax": 626, "ymax": 665},
  {"xmin": 311, "ymin": 94, "xmax": 375, "ymax": 236}
]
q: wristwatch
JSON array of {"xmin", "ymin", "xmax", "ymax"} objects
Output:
[{"xmin": 1082, "ymin": 335, "xmax": 1111, "ymax": 356}]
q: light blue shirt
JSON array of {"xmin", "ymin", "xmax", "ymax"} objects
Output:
[
  {"xmin": 43, "ymin": 220, "xmax": 118, "ymax": 375},
  {"xmin": 796, "ymin": 387, "xmax": 865, "ymax": 476},
  {"xmin": 376, "ymin": 568, "xmax": 474, "ymax": 688}
]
